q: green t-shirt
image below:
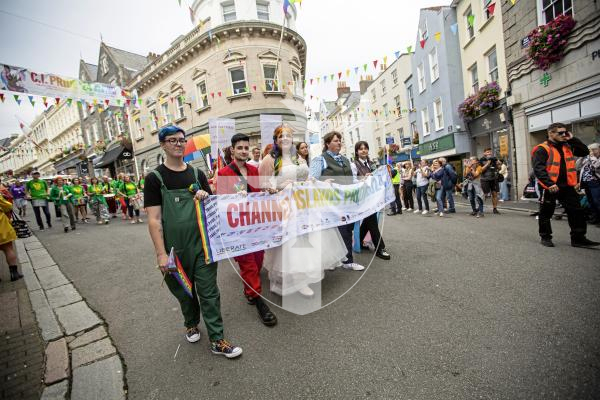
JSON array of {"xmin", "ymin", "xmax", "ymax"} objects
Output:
[
  {"xmin": 111, "ymin": 180, "xmax": 122, "ymax": 195},
  {"xmin": 49, "ymin": 185, "xmax": 73, "ymax": 205},
  {"xmin": 71, "ymin": 185, "xmax": 85, "ymax": 199},
  {"xmin": 26, "ymin": 179, "xmax": 49, "ymax": 200},
  {"xmin": 122, "ymin": 182, "xmax": 138, "ymax": 197},
  {"xmin": 138, "ymin": 178, "xmax": 145, "ymax": 189}
]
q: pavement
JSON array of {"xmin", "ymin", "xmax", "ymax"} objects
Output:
[{"xmin": 19, "ymin": 201, "xmax": 599, "ymax": 400}]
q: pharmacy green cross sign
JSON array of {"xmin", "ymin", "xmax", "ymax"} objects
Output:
[{"xmin": 540, "ymin": 72, "xmax": 552, "ymax": 87}]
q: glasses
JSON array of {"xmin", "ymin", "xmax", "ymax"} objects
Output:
[
  {"xmin": 556, "ymin": 130, "xmax": 569, "ymax": 136},
  {"xmin": 165, "ymin": 138, "xmax": 187, "ymax": 146}
]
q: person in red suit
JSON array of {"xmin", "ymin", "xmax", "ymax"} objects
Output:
[{"xmin": 217, "ymin": 133, "xmax": 277, "ymax": 326}]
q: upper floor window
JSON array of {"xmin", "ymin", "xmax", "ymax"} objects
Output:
[
  {"xmin": 229, "ymin": 67, "xmax": 248, "ymax": 95},
  {"xmin": 407, "ymin": 85, "xmax": 414, "ymax": 110},
  {"xmin": 417, "ymin": 63, "xmax": 426, "ymax": 93},
  {"xmin": 196, "ymin": 80, "xmax": 209, "ymax": 108},
  {"xmin": 465, "ymin": 6, "xmax": 475, "ymax": 39},
  {"xmin": 134, "ymin": 119, "xmax": 143, "ymax": 140},
  {"xmin": 487, "ymin": 46, "xmax": 499, "ymax": 83},
  {"xmin": 105, "ymin": 119, "xmax": 113, "ymax": 141},
  {"xmin": 292, "ymin": 70, "xmax": 302, "ymax": 96},
  {"xmin": 161, "ymin": 102, "xmax": 171, "ymax": 125},
  {"xmin": 380, "ymin": 79, "xmax": 386, "ymax": 95},
  {"xmin": 469, "ymin": 62, "xmax": 479, "ymax": 94},
  {"xmin": 115, "ymin": 113, "xmax": 124, "ymax": 136},
  {"xmin": 391, "ymin": 70, "xmax": 398, "ymax": 85},
  {"xmin": 419, "ymin": 20, "xmax": 428, "ymax": 40},
  {"xmin": 150, "ymin": 109, "xmax": 158, "ymax": 130},
  {"xmin": 262, "ymin": 64, "xmax": 279, "ymax": 91},
  {"xmin": 429, "ymin": 47, "xmax": 439, "ymax": 82},
  {"xmin": 421, "ymin": 107, "xmax": 430, "ymax": 136},
  {"xmin": 433, "ymin": 98, "xmax": 444, "ymax": 131},
  {"xmin": 540, "ymin": 0, "xmax": 573, "ymax": 24},
  {"xmin": 394, "ymin": 95, "xmax": 401, "ymax": 114},
  {"xmin": 257, "ymin": 1, "xmax": 270, "ymax": 21},
  {"xmin": 176, "ymin": 95, "xmax": 186, "ymax": 119},
  {"xmin": 383, "ymin": 103, "xmax": 389, "ymax": 117},
  {"xmin": 483, "ymin": 0, "xmax": 493, "ymax": 20},
  {"xmin": 222, "ymin": 2, "xmax": 236, "ymax": 22}
]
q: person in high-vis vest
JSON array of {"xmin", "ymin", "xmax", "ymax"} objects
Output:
[
  {"xmin": 144, "ymin": 125, "xmax": 242, "ymax": 358},
  {"xmin": 388, "ymin": 163, "xmax": 402, "ymax": 215},
  {"xmin": 532, "ymin": 122, "xmax": 600, "ymax": 248}
]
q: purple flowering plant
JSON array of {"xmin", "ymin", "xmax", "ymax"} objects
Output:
[
  {"xmin": 527, "ymin": 14, "xmax": 576, "ymax": 71},
  {"xmin": 458, "ymin": 82, "xmax": 502, "ymax": 120}
]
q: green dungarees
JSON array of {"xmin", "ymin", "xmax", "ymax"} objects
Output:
[{"xmin": 153, "ymin": 168, "xmax": 223, "ymax": 341}]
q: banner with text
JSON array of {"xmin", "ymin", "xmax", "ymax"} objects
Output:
[
  {"xmin": 203, "ymin": 166, "xmax": 394, "ymax": 261},
  {"xmin": 0, "ymin": 63, "xmax": 127, "ymax": 103}
]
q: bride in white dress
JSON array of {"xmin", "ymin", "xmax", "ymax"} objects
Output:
[{"xmin": 259, "ymin": 125, "xmax": 347, "ymax": 297}]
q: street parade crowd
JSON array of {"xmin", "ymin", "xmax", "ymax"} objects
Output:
[{"xmin": 1, "ymin": 121, "xmax": 599, "ymax": 358}]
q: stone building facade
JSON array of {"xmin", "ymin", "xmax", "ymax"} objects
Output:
[
  {"xmin": 501, "ymin": 0, "xmax": 600, "ymax": 194},
  {"xmin": 126, "ymin": 0, "xmax": 307, "ymax": 176}
]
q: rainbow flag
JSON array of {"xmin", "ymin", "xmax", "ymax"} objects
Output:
[
  {"xmin": 194, "ymin": 200, "xmax": 213, "ymax": 265},
  {"xmin": 167, "ymin": 247, "xmax": 193, "ymax": 298}
]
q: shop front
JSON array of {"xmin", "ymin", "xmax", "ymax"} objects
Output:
[{"xmin": 418, "ymin": 132, "xmax": 470, "ymax": 178}]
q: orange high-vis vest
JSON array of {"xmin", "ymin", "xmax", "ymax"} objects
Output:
[{"xmin": 531, "ymin": 141, "xmax": 578, "ymax": 189}]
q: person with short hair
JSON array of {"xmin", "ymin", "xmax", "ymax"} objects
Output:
[
  {"xmin": 578, "ymin": 143, "xmax": 600, "ymax": 225},
  {"xmin": 464, "ymin": 157, "xmax": 485, "ymax": 217},
  {"xmin": 437, "ymin": 157, "xmax": 457, "ymax": 214},
  {"xmin": 9, "ymin": 179, "xmax": 27, "ymax": 218},
  {"xmin": 26, "ymin": 171, "xmax": 52, "ymax": 230},
  {"xmin": 310, "ymin": 131, "xmax": 365, "ymax": 271},
  {"xmin": 479, "ymin": 148, "xmax": 502, "ymax": 214},
  {"xmin": 145, "ymin": 125, "xmax": 242, "ymax": 358},
  {"xmin": 49, "ymin": 177, "xmax": 76, "ymax": 233},
  {"xmin": 218, "ymin": 133, "xmax": 278, "ymax": 326},
  {"xmin": 247, "ymin": 147, "xmax": 261, "ymax": 168},
  {"xmin": 532, "ymin": 122, "xmax": 599, "ymax": 248},
  {"xmin": 414, "ymin": 160, "xmax": 431, "ymax": 214}
]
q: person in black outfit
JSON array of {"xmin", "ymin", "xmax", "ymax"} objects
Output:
[
  {"xmin": 532, "ymin": 122, "xmax": 600, "ymax": 248},
  {"xmin": 351, "ymin": 141, "xmax": 391, "ymax": 260}
]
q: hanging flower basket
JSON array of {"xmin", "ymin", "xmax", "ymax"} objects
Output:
[
  {"xmin": 527, "ymin": 14, "xmax": 576, "ymax": 71},
  {"xmin": 458, "ymin": 82, "xmax": 502, "ymax": 120}
]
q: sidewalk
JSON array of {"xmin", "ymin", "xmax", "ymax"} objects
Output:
[
  {"xmin": 1, "ymin": 235, "xmax": 126, "ymax": 400},
  {"xmin": 0, "ymin": 257, "xmax": 44, "ymax": 399}
]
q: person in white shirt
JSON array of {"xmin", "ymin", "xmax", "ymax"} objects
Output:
[
  {"xmin": 414, "ymin": 159, "xmax": 431, "ymax": 214},
  {"xmin": 247, "ymin": 147, "xmax": 261, "ymax": 168}
]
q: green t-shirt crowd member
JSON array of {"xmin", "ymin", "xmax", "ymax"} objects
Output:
[
  {"xmin": 71, "ymin": 184, "xmax": 85, "ymax": 201},
  {"xmin": 26, "ymin": 178, "xmax": 49, "ymax": 200},
  {"xmin": 49, "ymin": 184, "xmax": 73, "ymax": 205},
  {"xmin": 121, "ymin": 181, "xmax": 138, "ymax": 197},
  {"xmin": 88, "ymin": 183, "xmax": 108, "ymax": 206},
  {"xmin": 111, "ymin": 179, "xmax": 122, "ymax": 196}
]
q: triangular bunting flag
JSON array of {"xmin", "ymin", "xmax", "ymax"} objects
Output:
[
  {"xmin": 310, "ymin": 78, "xmax": 313, "ymax": 85},
  {"xmin": 67, "ymin": 98, "xmax": 73, "ymax": 106},
  {"xmin": 126, "ymin": 99, "xmax": 131, "ymax": 106},
  {"xmin": 323, "ymin": 75, "xmax": 327, "ymax": 82},
  {"xmin": 363, "ymin": 64, "xmax": 368, "ymax": 72},
  {"xmin": 373, "ymin": 60, "xmax": 378, "ymax": 69},
  {"xmin": 450, "ymin": 23, "xmax": 458, "ymax": 35},
  {"xmin": 346, "ymin": 69, "xmax": 350, "ymax": 77},
  {"xmin": 434, "ymin": 32, "xmax": 441, "ymax": 42},
  {"xmin": 210, "ymin": 92, "xmax": 215, "ymax": 98},
  {"xmin": 510, "ymin": 0, "xmax": 515, "ymax": 4},
  {"xmin": 338, "ymin": 72, "xmax": 342, "ymax": 79},
  {"xmin": 420, "ymin": 39, "xmax": 426, "ymax": 48},
  {"xmin": 55, "ymin": 97, "xmax": 61, "ymax": 105},
  {"xmin": 252, "ymin": 84, "xmax": 257, "ymax": 91},
  {"xmin": 218, "ymin": 91, "xmax": 222, "ymax": 97},
  {"xmin": 383, "ymin": 56, "xmax": 388, "ymax": 65},
  {"xmin": 137, "ymin": 98, "xmax": 142, "ymax": 106},
  {"xmin": 13, "ymin": 94, "xmax": 21, "ymax": 105},
  {"xmin": 116, "ymin": 99, "xmax": 121, "ymax": 106},
  {"xmin": 407, "ymin": 45, "xmax": 413, "ymax": 53},
  {"xmin": 395, "ymin": 51, "xmax": 400, "ymax": 59},
  {"xmin": 354, "ymin": 67, "xmax": 359, "ymax": 74},
  {"xmin": 467, "ymin": 14, "xmax": 475, "ymax": 27},
  {"xmin": 487, "ymin": 3, "xmax": 496, "ymax": 15},
  {"xmin": 28, "ymin": 96, "xmax": 35, "ymax": 106},
  {"xmin": 330, "ymin": 74, "xmax": 334, "ymax": 81},
  {"xmin": 317, "ymin": 77, "xmax": 320, "ymax": 84},
  {"xmin": 0, "ymin": 93, "xmax": 4, "ymax": 102}
]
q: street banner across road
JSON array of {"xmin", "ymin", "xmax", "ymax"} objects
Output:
[
  {"xmin": 0, "ymin": 63, "xmax": 127, "ymax": 103},
  {"xmin": 199, "ymin": 166, "xmax": 394, "ymax": 262}
]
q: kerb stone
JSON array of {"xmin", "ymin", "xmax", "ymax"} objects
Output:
[
  {"xmin": 41, "ymin": 380, "xmax": 69, "ymax": 400},
  {"xmin": 46, "ymin": 284, "xmax": 82, "ymax": 309},
  {"xmin": 29, "ymin": 290, "xmax": 62, "ymax": 341},
  {"xmin": 44, "ymin": 338, "xmax": 69, "ymax": 384},
  {"xmin": 71, "ymin": 355, "xmax": 125, "ymax": 400},
  {"xmin": 21, "ymin": 261, "xmax": 41, "ymax": 292},
  {"xmin": 30, "ymin": 256, "xmax": 57, "ymax": 271},
  {"xmin": 71, "ymin": 338, "xmax": 116, "ymax": 368},
  {"xmin": 35, "ymin": 266, "xmax": 69, "ymax": 290},
  {"xmin": 69, "ymin": 326, "xmax": 108, "ymax": 350},
  {"xmin": 25, "ymin": 241, "xmax": 45, "ymax": 251},
  {"xmin": 54, "ymin": 301, "xmax": 101, "ymax": 336}
]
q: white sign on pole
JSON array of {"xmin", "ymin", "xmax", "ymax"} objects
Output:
[
  {"xmin": 208, "ymin": 118, "xmax": 236, "ymax": 159},
  {"xmin": 260, "ymin": 114, "xmax": 282, "ymax": 153}
]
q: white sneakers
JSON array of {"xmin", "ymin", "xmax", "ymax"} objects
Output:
[
  {"xmin": 185, "ymin": 327, "xmax": 201, "ymax": 343},
  {"xmin": 298, "ymin": 286, "xmax": 314, "ymax": 297},
  {"xmin": 402, "ymin": 207, "xmax": 408, "ymax": 211},
  {"xmin": 422, "ymin": 210, "xmax": 428, "ymax": 215},
  {"xmin": 439, "ymin": 212, "xmax": 444, "ymax": 217},
  {"xmin": 413, "ymin": 209, "xmax": 420, "ymax": 214},
  {"xmin": 342, "ymin": 262, "xmax": 365, "ymax": 271}
]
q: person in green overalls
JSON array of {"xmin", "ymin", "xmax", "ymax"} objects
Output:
[
  {"xmin": 71, "ymin": 177, "xmax": 89, "ymax": 223},
  {"xmin": 118, "ymin": 175, "xmax": 142, "ymax": 224},
  {"xmin": 88, "ymin": 177, "xmax": 110, "ymax": 224},
  {"xmin": 49, "ymin": 177, "xmax": 76, "ymax": 233},
  {"xmin": 144, "ymin": 125, "xmax": 242, "ymax": 358}
]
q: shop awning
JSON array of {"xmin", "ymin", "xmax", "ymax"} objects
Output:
[{"xmin": 94, "ymin": 144, "xmax": 133, "ymax": 168}]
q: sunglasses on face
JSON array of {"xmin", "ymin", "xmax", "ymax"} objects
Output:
[
  {"xmin": 556, "ymin": 130, "xmax": 569, "ymax": 136},
  {"xmin": 165, "ymin": 138, "xmax": 187, "ymax": 145}
]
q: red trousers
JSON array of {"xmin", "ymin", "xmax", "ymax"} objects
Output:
[{"xmin": 234, "ymin": 251, "xmax": 264, "ymax": 299}]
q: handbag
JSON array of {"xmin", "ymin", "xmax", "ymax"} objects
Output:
[
  {"xmin": 497, "ymin": 173, "xmax": 505, "ymax": 183},
  {"xmin": 11, "ymin": 211, "xmax": 32, "ymax": 238},
  {"xmin": 522, "ymin": 182, "xmax": 538, "ymax": 199}
]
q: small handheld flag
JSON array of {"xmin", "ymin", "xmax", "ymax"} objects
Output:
[{"xmin": 167, "ymin": 247, "xmax": 193, "ymax": 298}]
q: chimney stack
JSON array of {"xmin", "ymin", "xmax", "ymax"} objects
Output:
[
  {"xmin": 336, "ymin": 81, "xmax": 350, "ymax": 98},
  {"xmin": 359, "ymin": 75, "xmax": 374, "ymax": 95},
  {"xmin": 146, "ymin": 52, "xmax": 159, "ymax": 62}
]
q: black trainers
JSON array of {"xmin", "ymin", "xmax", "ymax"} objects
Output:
[
  {"xmin": 493, "ymin": 208, "xmax": 500, "ymax": 214},
  {"xmin": 540, "ymin": 238, "xmax": 555, "ymax": 247},
  {"xmin": 375, "ymin": 249, "xmax": 391, "ymax": 260},
  {"xmin": 571, "ymin": 238, "xmax": 600, "ymax": 248},
  {"xmin": 255, "ymin": 297, "xmax": 277, "ymax": 326},
  {"xmin": 211, "ymin": 339, "xmax": 242, "ymax": 358},
  {"xmin": 246, "ymin": 294, "xmax": 257, "ymax": 305},
  {"xmin": 185, "ymin": 326, "xmax": 201, "ymax": 343}
]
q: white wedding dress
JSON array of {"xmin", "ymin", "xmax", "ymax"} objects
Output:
[{"xmin": 263, "ymin": 162, "xmax": 348, "ymax": 296}]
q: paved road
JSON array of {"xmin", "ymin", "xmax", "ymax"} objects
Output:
[{"xmin": 35, "ymin": 207, "xmax": 600, "ymax": 400}]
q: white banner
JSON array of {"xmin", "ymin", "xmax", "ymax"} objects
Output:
[
  {"xmin": 204, "ymin": 166, "xmax": 394, "ymax": 261},
  {"xmin": 259, "ymin": 114, "xmax": 282, "ymax": 153},
  {"xmin": 208, "ymin": 118, "xmax": 235, "ymax": 159},
  {"xmin": 0, "ymin": 63, "xmax": 127, "ymax": 103}
]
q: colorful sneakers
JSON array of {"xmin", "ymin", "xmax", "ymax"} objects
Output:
[
  {"xmin": 185, "ymin": 326, "xmax": 201, "ymax": 343},
  {"xmin": 211, "ymin": 339, "xmax": 243, "ymax": 359}
]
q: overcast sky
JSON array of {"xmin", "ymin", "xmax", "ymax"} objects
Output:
[{"xmin": 0, "ymin": 0, "xmax": 450, "ymax": 139}]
